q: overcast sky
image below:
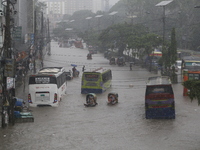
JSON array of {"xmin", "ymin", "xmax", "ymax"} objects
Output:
[{"xmin": 110, "ymin": 0, "xmax": 120, "ymax": 6}]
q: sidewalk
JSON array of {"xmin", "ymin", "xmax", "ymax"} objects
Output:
[{"xmin": 15, "ymin": 59, "xmax": 42, "ymax": 102}]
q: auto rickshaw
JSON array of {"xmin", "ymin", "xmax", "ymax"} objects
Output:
[
  {"xmin": 14, "ymin": 97, "xmax": 26, "ymax": 112},
  {"xmin": 107, "ymin": 92, "xmax": 118, "ymax": 105},
  {"xmin": 109, "ymin": 57, "xmax": 116, "ymax": 65},
  {"xmin": 87, "ymin": 53, "xmax": 92, "ymax": 60},
  {"xmin": 117, "ymin": 57, "xmax": 125, "ymax": 66},
  {"xmin": 84, "ymin": 93, "xmax": 98, "ymax": 107}
]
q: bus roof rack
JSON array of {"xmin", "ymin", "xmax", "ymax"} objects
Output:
[{"xmin": 38, "ymin": 67, "xmax": 65, "ymax": 74}]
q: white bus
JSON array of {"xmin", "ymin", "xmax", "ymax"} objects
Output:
[{"xmin": 28, "ymin": 67, "xmax": 67, "ymax": 107}]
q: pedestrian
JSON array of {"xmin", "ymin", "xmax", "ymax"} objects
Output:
[
  {"xmin": 41, "ymin": 61, "xmax": 43, "ymax": 68},
  {"xmin": 29, "ymin": 62, "xmax": 33, "ymax": 73},
  {"xmin": 130, "ymin": 63, "xmax": 132, "ymax": 71},
  {"xmin": 82, "ymin": 65, "xmax": 85, "ymax": 72},
  {"xmin": 72, "ymin": 66, "xmax": 76, "ymax": 77}
]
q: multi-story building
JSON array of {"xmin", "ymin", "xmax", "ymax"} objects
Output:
[
  {"xmin": 40, "ymin": 0, "xmax": 105, "ymax": 15},
  {"xmin": 64, "ymin": 0, "xmax": 93, "ymax": 15},
  {"xmin": 14, "ymin": 0, "xmax": 34, "ymax": 46},
  {"xmin": 45, "ymin": 0, "xmax": 64, "ymax": 15},
  {"xmin": 0, "ymin": 0, "xmax": 4, "ymax": 49},
  {"xmin": 93, "ymin": 0, "xmax": 104, "ymax": 13}
]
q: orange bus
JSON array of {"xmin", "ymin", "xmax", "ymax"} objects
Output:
[
  {"xmin": 181, "ymin": 56, "xmax": 200, "ymax": 96},
  {"xmin": 183, "ymin": 70, "xmax": 200, "ymax": 96}
]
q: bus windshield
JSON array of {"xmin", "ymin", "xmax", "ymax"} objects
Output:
[{"xmin": 146, "ymin": 85, "xmax": 173, "ymax": 95}]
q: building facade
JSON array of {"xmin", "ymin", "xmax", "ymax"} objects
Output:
[{"xmin": 40, "ymin": 0, "xmax": 105, "ymax": 15}]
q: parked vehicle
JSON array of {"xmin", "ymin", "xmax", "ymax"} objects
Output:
[
  {"xmin": 74, "ymin": 40, "xmax": 83, "ymax": 49},
  {"xmin": 109, "ymin": 57, "xmax": 116, "ymax": 65},
  {"xmin": 88, "ymin": 45, "xmax": 97, "ymax": 54},
  {"xmin": 117, "ymin": 57, "xmax": 125, "ymax": 66}
]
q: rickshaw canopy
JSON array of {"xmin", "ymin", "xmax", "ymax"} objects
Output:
[{"xmin": 86, "ymin": 93, "xmax": 97, "ymax": 100}]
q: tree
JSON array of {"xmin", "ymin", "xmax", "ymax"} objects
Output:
[
  {"xmin": 99, "ymin": 23, "xmax": 132, "ymax": 55},
  {"xmin": 170, "ymin": 28, "xmax": 177, "ymax": 65},
  {"xmin": 161, "ymin": 28, "xmax": 177, "ymax": 82},
  {"xmin": 182, "ymin": 80, "xmax": 200, "ymax": 105}
]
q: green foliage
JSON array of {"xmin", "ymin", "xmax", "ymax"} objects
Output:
[
  {"xmin": 162, "ymin": 28, "xmax": 177, "ymax": 70},
  {"xmin": 169, "ymin": 28, "xmax": 177, "ymax": 64},
  {"xmin": 99, "ymin": 23, "xmax": 132, "ymax": 54},
  {"xmin": 53, "ymin": 0, "xmax": 200, "ymax": 53},
  {"xmin": 182, "ymin": 80, "xmax": 200, "ymax": 105},
  {"xmin": 35, "ymin": 1, "xmax": 47, "ymax": 11}
]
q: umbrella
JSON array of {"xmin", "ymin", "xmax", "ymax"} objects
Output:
[{"xmin": 71, "ymin": 64, "xmax": 77, "ymax": 67}]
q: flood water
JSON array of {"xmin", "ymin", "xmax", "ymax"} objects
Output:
[{"xmin": 1, "ymin": 42, "xmax": 200, "ymax": 150}]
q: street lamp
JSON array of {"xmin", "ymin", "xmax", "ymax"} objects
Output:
[
  {"xmin": 86, "ymin": 17, "xmax": 92, "ymax": 30},
  {"xmin": 156, "ymin": 0, "xmax": 173, "ymax": 44},
  {"xmin": 95, "ymin": 15, "xmax": 103, "ymax": 32},
  {"xmin": 65, "ymin": 28, "xmax": 73, "ymax": 31},
  {"xmin": 127, "ymin": 15, "xmax": 137, "ymax": 25},
  {"xmin": 126, "ymin": 14, "xmax": 137, "ymax": 33},
  {"xmin": 109, "ymin": 11, "xmax": 118, "ymax": 25}
]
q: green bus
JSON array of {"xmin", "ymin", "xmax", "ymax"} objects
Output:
[{"xmin": 81, "ymin": 68, "xmax": 112, "ymax": 94}]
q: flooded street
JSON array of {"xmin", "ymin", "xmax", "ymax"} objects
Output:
[{"xmin": 1, "ymin": 42, "xmax": 200, "ymax": 150}]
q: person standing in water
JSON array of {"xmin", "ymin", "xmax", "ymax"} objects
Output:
[{"xmin": 82, "ymin": 65, "xmax": 85, "ymax": 72}]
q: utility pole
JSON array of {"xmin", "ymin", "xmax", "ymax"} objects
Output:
[
  {"xmin": 40, "ymin": 11, "xmax": 44, "ymax": 67},
  {"xmin": 156, "ymin": 0, "xmax": 173, "ymax": 45},
  {"xmin": 4, "ymin": 0, "xmax": 11, "ymax": 58},
  {"xmin": 33, "ymin": 9, "xmax": 37, "ymax": 73},
  {"xmin": 47, "ymin": 18, "xmax": 51, "ymax": 55},
  {"xmin": 1, "ymin": 0, "xmax": 16, "ymax": 127},
  {"xmin": 162, "ymin": 6, "xmax": 166, "ymax": 44}
]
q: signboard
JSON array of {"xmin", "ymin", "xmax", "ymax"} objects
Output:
[
  {"xmin": 0, "ymin": 77, "xmax": 15, "ymax": 94},
  {"xmin": 13, "ymin": 26, "xmax": 22, "ymax": 41},
  {"xmin": 30, "ymin": 33, "xmax": 34, "ymax": 45},
  {"xmin": 4, "ymin": 59, "xmax": 15, "ymax": 77},
  {"xmin": 7, "ymin": 77, "xmax": 15, "ymax": 90}
]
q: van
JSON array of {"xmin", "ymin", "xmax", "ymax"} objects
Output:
[{"xmin": 145, "ymin": 76, "xmax": 175, "ymax": 119}]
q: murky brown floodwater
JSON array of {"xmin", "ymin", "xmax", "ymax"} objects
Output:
[{"xmin": 1, "ymin": 42, "xmax": 200, "ymax": 150}]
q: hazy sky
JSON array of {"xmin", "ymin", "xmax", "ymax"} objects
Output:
[{"xmin": 110, "ymin": 0, "xmax": 120, "ymax": 6}]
